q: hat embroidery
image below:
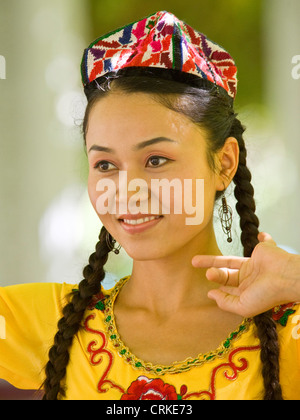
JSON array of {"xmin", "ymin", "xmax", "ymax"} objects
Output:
[{"xmin": 81, "ymin": 11, "xmax": 237, "ymax": 99}]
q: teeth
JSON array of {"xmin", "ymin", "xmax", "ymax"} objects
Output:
[{"xmin": 122, "ymin": 216, "xmax": 160, "ymax": 225}]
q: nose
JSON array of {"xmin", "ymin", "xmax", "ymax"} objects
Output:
[{"xmin": 117, "ymin": 170, "xmax": 151, "ymax": 215}]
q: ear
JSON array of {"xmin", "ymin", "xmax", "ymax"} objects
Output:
[{"xmin": 215, "ymin": 137, "xmax": 239, "ymax": 191}]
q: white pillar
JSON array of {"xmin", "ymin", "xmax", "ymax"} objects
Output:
[
  {"xmin": 0, "ymin": 0, "xmax": 89, "ymax": 285},
  {"xmin": 258, "ymin": 0, "xmax": 300, "ymax": 252}
]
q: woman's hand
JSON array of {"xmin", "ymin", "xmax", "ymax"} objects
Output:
[{"xmin": 192, "ymin": 232, "xmax": 300, "ymax": 317}]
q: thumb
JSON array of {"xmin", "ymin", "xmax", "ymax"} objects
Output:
[
  {"xmin": 207, "ymin": 289, "xmax": 244, "ymax": 316},
  {"xmin": 257, "ymin": 232, "xmax": 277, "ymax": 246}
]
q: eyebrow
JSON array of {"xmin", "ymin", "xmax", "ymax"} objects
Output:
[{"xmin": 88, "ymin": 137, "xmax": 177, "ymax": 154}]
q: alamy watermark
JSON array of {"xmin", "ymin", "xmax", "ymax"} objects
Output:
[
  {"xmin": 292, "ymin": 315, "xmax": 300, "ymax": 340},
  {"xmin": 0, "ymin": 315, "xmax": 6, "ymax": 339},
  {"xmin": 0, "ymin": 55, "xmax": 6, "ymax": 80},
  {"xmin": 292, "ymin": 55, "xmax": 300, "ymax": 80},
  {"xmin": 95, "ymin": 171, "xmax": 204, "ymax": 225}
]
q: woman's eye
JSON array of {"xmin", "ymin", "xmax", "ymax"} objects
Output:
[
  {"xmin": 94, "ymin": 160, "xmax": 117, "ymax": 172},
  {"xmin": 146, "ymin": 156, "xmax": 169, "ymax": 167}
]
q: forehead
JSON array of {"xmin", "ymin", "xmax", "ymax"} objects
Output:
[{"xmin": 85, "ymin": 91, "xmax": 202, "ymax": 148}]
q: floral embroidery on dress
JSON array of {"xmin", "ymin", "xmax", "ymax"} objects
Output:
[
  {"xmin": 71, "ymin": 288, "xmax": 107, "ymax": 312},
  {"xmin": 88, "ymin": 290, "xmax": 107, "ymax": 312},
  {"xmin": 120, "ymin": 345, "xmax": 260, "ymax": 400},
  {"xmin": 272, "ymin": 303, "xmax": 297, "ymax": 327},
  {"xmin": 121, "ymin": 376, "xmax": 178, "ymax": 400},
  {"xmin": 182, "ymin": 345, "xmax": 260, "ymax": 400},
  {"xmin": 84, "ymin": 276, "xmax": 261, "ymax": 399}
]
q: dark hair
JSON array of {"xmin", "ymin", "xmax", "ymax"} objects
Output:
[{"xmin": 42, "ymin": 67, "xmax": 283, "ymax": 400}]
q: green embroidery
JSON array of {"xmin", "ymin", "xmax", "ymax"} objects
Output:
[
  {"xmin": 95, "ymin": 301, "xmax": 105, "ymax": 311},
  {"xmin": 278, "ymin": 309, "xmax": 296, "ymax": 327},
  {"xmin": 100, "ymin": 276, "xmax": 252, "ymax": 376},
  {"xmin": 223, "ymin": 339, "xmax": 230, "ymax": 348}
]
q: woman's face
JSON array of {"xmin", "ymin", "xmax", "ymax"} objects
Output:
[{"xmin": 85, "ymin": 90, "xmax": 225, "ymax": 260}]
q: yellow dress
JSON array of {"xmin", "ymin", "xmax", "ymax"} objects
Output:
[{"xmin": 0, "ymin": 276, "xmax": 299, "ymax": 400}]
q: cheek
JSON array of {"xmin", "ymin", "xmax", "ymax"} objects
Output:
[
  {"xmin": 88, "ymin": 176, "xmax": 109, "ymax": 221},
  {"xmin": 87, "ymin": 175, "xmax": 119, "ymax": 230},
  {"xmin": 88, "ymin": 177, "xmax": 98, "ymax": 214},
  {"xmin": 179, "ymin": 166, "xmax": 216, "ymax": 211}
]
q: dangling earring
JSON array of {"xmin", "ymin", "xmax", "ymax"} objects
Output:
[
  {"xmin": 106, "ymin": 232, "xmax": 122, "ymax": 254},
  {"xmin": 218, "ymin": 192, "xmax": 233, "ymax": 243}
]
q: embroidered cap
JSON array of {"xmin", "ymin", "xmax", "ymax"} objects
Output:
[{"xmin": 81, "ymin": 11, "xmax": 237, "ymax": 99}]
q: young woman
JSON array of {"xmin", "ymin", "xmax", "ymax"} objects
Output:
[{"xmin": 0, "ymin": 11, "xmax": 299, "ymax": 400}]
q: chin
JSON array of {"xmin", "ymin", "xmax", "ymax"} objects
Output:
[{"xmin": 121, "ymin": 242, "xmax": 168, "ymax": 261}]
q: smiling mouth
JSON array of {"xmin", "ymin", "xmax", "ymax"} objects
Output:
[{"xmin": 119, "ymin": 215, "xmax": 163, "ymax": 225}]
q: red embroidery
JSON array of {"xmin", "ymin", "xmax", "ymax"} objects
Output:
[
  {"xmin": 119, "ymin": 346, "xmax": 261, "ymax": 400},
  {"xmin": 84, "ymin": 314, "xmax": 125, "ymax": 394},
  {"xmin": 182, "ymin": 345, "xmax": 260, "ymax": 400},
  {"xmin": 84, "ymin": 312, "xmax": 260, "ymax": 399},
  {"xmin": 272, "ymin": 303, "xmax": 297, "ymax": 327},
  {"xmin": 121, "ymin": 376, "xmax": 178, "ymax": 400}
]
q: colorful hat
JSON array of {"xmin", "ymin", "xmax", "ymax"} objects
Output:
[{"xmin": 81, "ymin": 11, "xmax": 237, "ymax": 99}]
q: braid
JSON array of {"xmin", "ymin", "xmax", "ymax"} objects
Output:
[
  {"xmin": 42, "ymin": 225, "xmax": 110, "ymax": 400},
  {"xmin": 252, "ymin": 312, "xmax": 283, "ymax": 399},
  {"xmin": 232, "ymin": 132, "xmax": 260, "ymax": 258},
  {"xmin": 232, "ymin": 118, "xmax": 283, "ymax": 400}
]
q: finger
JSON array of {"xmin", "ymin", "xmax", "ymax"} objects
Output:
[
  {"xmin": 206, "ymin": 267, "xmax": 240, "ymax": 287},
  {"xmin": 207, "ymin": 289, "xmax": 245, "ymax": 316},
  {"xmin": 219, "ymin": 285, "xmax": 241, "ymax": 296},
  {"xmin": 192, "ymin": 255, "xmax": 249, "ymax": 270},
  {"xmin": 257, "ymin": 232, "xmax": 277, "ymax": 246}
]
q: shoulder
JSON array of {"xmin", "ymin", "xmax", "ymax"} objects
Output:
[
  {"xmin": 0, "ymin": 282, "xmax": 75, "ymax": 318},
  {"xmin": 1, "ymin": 281, "xmax": 74, "ymax": 295}
]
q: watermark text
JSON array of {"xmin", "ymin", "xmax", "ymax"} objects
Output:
[
  {"xmin": 292, "ymin": 55, "xmax": 300, "ymax": 80},
  {"xmin": 0, "ymin": 55, "xmax": 6, "ymax": 80},
  {"xmin": 292, "ymin": 315, "xmax": 300, "ymax": 340},
  {"xmin": 95, "ymin": 171, "xmax": 204, "ymax": 225},
  {"xmin": 0, "ymin": 315, "xmax": 6, "ymax": 339}
]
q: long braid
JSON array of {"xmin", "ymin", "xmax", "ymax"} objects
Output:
[
  {"xmin": 232, "ymin": 118, "xmax": 283, "ymax": 400},
  {"xmin": 253, "ymin": 313, "xmax": 283, "ymax": 399},
  {"xmin": 42, "ymin": 225, "xmax": 110, "ymax": 400}
]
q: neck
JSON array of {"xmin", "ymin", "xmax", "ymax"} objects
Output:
[{"xmin": 118, "ymin": 225, "xmax": 222, "ymax": 316}]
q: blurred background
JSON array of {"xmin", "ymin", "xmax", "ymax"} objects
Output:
[{"xmin": 0, "ymin": 0, "xmax": 299, "ymax": 399}]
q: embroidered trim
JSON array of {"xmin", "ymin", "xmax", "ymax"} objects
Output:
[
  {"xmin": 120, "ymin": 345, "xmax": 260, "ymax": 400},
  {"xmin": 83, "ymin": 322, "xmax": 260, "ymax": 401},
  {"xmin": 272, "ymin": 302, "xmax": 298, "ymax": 327},
  {"xmin": 84, "ymin": 314, "xmax": 125, "ymax": 395},
  {"xmin": 99, "ymin": 276, "xmax": 253, "ymax": 376},
  {"xmin": 182, "ymin": 345, "xmax": 260, "ymax": 400}
]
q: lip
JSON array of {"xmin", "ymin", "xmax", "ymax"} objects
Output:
[
  {"xmin": 118, "ymin": 214, "xmax": 163, "ymax": 234},
  {"xmin": 118, "ymin": 213, "xmax": 161, "ymax": 220}
]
